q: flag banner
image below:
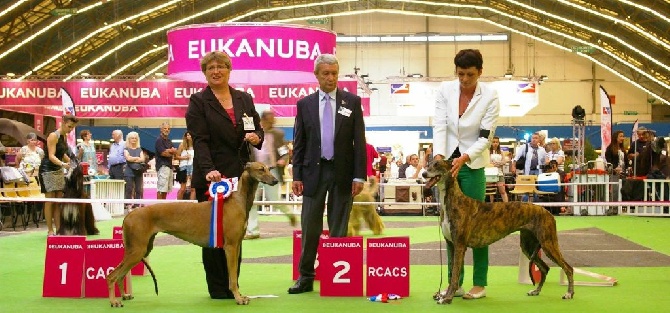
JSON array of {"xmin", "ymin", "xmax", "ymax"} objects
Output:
[
  {"xmin": 631, "ymin": 119, "xmax": 639, "ymax": 141},
  {"xmin": 60, "ymin": 87, "xmax": 77, "ymax": 153},
  {"xmin": 599, "ymin": 86, "xmax": 612, "ymax": 158}
]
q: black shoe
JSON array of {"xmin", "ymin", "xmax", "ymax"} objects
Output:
[
  {"xmin": 287, "ymin": 278, "xmax": 314, "ymax": 294},
  {"xmin": 210, "ymin": 291, "xmax": 235, "ymax": 299}
]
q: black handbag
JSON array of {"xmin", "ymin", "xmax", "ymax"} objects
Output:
[
  {"xmin": 515, "ymin": 144, "xmax": 528, "ymax": 169},
  {"xmin": 128, "ymin": 162, "xmax": 148, "ymax": 173}
]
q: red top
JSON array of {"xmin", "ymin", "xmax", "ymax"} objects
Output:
[{"xmin": 225, "ymin": 108, "xmax": 236, "ymax": 127}]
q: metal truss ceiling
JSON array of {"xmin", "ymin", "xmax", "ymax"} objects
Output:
[{"xmin": 0, "ymin": 0, "xmax": 667, "ymax": 101}]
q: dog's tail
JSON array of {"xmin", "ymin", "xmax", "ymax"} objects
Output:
[{"xmin": 142, "ymin": 258, "xmax": 159, "ymax": 295}]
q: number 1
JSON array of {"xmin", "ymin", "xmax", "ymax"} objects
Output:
[{"xmin": 59, "ymin": 262, "xmax": 68, "ymax": 285}]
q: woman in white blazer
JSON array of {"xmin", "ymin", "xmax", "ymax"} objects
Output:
[{"xmin": 432, "ymin": 49, "xmax": 500, "ymax": 300}]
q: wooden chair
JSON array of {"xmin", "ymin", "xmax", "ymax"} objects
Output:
[{"xmin": 509, "ymin": 175, "xmax": 537, "ymax": 202}]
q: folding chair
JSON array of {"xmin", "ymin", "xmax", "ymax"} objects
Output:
[
  {"xmin": 509, "ymin": 175, "xmax": 537, "ymax": 202},
  {"xmin": 1, "ymin": 181, "xmax": 29, "ymax": 230}
]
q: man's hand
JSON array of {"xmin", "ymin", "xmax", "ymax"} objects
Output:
[
  {"xmin": 351, "ymin": 181, "xmax": 363, "ymax": 196},
  {"xmin": 292, "ymin": 181, "xmax": 304, "ymax": 197}
]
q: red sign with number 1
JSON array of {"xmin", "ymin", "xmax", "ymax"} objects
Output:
[{"xmin": 42, "ymin": 236, "xmax": 87, "ymax": 297}]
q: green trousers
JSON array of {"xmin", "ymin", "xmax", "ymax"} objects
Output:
[{"xmin": 446, "ymin": 164, "xmax": 489, "ymax": 287}]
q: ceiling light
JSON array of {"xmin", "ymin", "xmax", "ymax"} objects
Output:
[
  {"xmin": 408, "ymin": 74, "xmax": 423, "ymax": 78},
  {"xmin": 6, "ymin": 72, "xmax": 15, "ymax": 77},
  {"xmin": 356, "ymin": 36, "xmax": 380, "ymax": 42},
  {"xmin": 504, "ymin": 71, "xmax": 513, "ymax": 79},
  {"xmin": 404, "ymin": 36, "xmax": 427, "ymax": 42},
  {"xmin": 380, "ymin": 36, "xmax": 404, "ymax": 42},
  {"xmin": 81, "ymin": 72, "xmax": 90, "ymax": 77}
]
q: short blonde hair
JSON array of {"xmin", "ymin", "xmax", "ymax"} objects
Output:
[{"xmin": 200, "ymin": 51, "xmax": 232, "ymax": 73}]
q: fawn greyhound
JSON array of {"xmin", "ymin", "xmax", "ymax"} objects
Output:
[
  {"xmin": 106, "ymin": 162, "xmax": 289, "ymax": 307},
  {"xmin": 422, "ymin": 159, "xmax": 574, "ymax": 305}
]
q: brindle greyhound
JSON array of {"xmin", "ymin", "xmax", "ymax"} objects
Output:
[
  {"xmin": 106, "ymin": 162, "xmax": 289, "ymax": 307},
  {"xmin": 422, "ymin": 159, "xmax": 574, "ymax": 305}
]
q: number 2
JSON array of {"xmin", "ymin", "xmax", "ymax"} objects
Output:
[{"xmin": 332, "ymin": 260, "xmax": 350, "ymax": 283}]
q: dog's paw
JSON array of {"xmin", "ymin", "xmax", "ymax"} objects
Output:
[
  {"xmin": 562, "ymin": 292, "xmax": 574, "ymax": 299},
  {"xmin": 122, "ymin": 294, "xmax": 134, "ymax": 300},
  {"xmin": 527, "ymin": 289, "xmax": 540, "ymax": 296},
  {"xmin": 235, "ymin": 296, "xmax": 250, "ymax": 305},
  {"xmin": 436, "ymin": 296, "xmax": 453, "ymax": 305},
  {"xmin": 110, "ymin": 299, "xmax": 124, "ymax": 308}
]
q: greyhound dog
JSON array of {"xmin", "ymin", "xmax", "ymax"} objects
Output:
[
  {"xmin": 58, "ymin": 161, "xmax": 99, "ymax": 236},
  {"xmin": 106, "ymin": 162, "xmax": 283, "ymax": 307},
  {"xmin": 422, "ymin": 159, "xmax": 574, "ymax": 305}
]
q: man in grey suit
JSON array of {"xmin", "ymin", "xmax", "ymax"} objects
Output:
[{"xmin": 288, "ymin": 54, "xmax": 367, "ymax": 294}]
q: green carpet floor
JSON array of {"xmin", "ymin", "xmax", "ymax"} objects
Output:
[{"xmin": 1, "ymin": 215, "xmax": 669, "ymax": 313}]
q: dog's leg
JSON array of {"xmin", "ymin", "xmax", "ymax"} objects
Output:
[
  {"xmin": 520, "ymin": 230, "xmax": 550, "ymax": 296},
  {"xmin": 537, "ymin": 229, "xmax": 575, "ymax": 299},
  {"xmin": 223, "ymin": 243, "xmax": 249, "ymax": 305},
  {"xmin": 107, "ymin": 260, "xmax": 136, "ymax": 307},
  {"xmin": 437, "ymin": 241, "xmax": 466, "ymax": 305}
]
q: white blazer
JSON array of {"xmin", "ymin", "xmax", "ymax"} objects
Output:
[{"xmin": 433, "ymin": 80, "xmax": 500, "ymax": 169}]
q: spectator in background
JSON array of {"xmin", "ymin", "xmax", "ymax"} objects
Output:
[
  {"xmin": 155, "ymin": 122, "xmax": 177, "ymax": 200},
  {"xmin": 175, "ymin": 131, "xmax": 195, "ymax": 201},
  {"xmin": 404, "ymin": 153, "xmax": 425, "ymax": 180},
  {"xmin": 378, "ymin": 154, "xmax": 388, "ymax": 178},
  {"xmin": 16, "ymin": 132, "xmax": 45, "ymax": 176},
  {"xmin": 77, "ymin": 130, "xmax": 97, "ymax": 174},
  {"xmin": 108, "ymin": 130, "xmax": 125, "ymax": 179},
  {"xmin": 538, "ymin": 132, "xmax": 547, "ymax": 149},
  {"xmin": 390, "ymin": 158, "xmax": 401, "ymax": 179},
  {"xmin": 0, "ymin": 141, "xmax": 5, "ymax": 166},
  {"xmin": 512, "ymin": 132, "xmax": 547, "ymax": 175},
  {"xmin": 545, "ymin": 137, "xmax": 565, "ymax": 172},
  {"xmin": 365, "ymin": 141, "xmax": 379, "ymax": 180},
  {"xmin": 488, "ymin": 136, "xmax": 508, "ymax": 202},
  {"xmin": 398, "ymin": 155, "xmax": 411, "ymax": 178},
  {"xmin": 123, "ymin": 131, "xmax": 146, "ymax": 211},
  {"xmin": 249, "ymin": 110, "xmax": 290, "ymax": 240},
  {"xmin": 627, "ymin": 126, "xmax": 649, "ymax": 171},
  {"xmin": 606, "ymin": 130, "xmax": 626, "ymax": 203}
]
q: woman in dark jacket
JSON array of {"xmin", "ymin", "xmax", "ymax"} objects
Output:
[{"xmin": 185, "ymin": 51, "xmax": 263, "ymax": 299}]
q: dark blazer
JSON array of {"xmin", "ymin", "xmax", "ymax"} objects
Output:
[
  {"xmin": 292, "ymin": 88, "xmax": 366, "ymax": 196},
  {"xmin": 186, "ymin": 86, "xmax": 263, "ymax": 190}
]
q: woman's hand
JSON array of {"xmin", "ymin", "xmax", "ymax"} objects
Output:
[
  {"xmin": 205, "ymin": 170, "xmax": 222, "ymax": 182},
  {"xmin": 244, "ymin": 133, "xmax": 260, "ymax": 145}
]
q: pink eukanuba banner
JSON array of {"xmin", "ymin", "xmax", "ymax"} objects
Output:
[
  {"xmin": 0, "ymin": 80, "xmax": 362, "ymax": 118},
  {"xmin": 167, "ymin": 23, "xmax": 337, "ymax": 84}
]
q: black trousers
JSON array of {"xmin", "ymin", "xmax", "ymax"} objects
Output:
[{"xmin": 195, "ymin": 187, "xmax": 242, "ymax": 298}]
